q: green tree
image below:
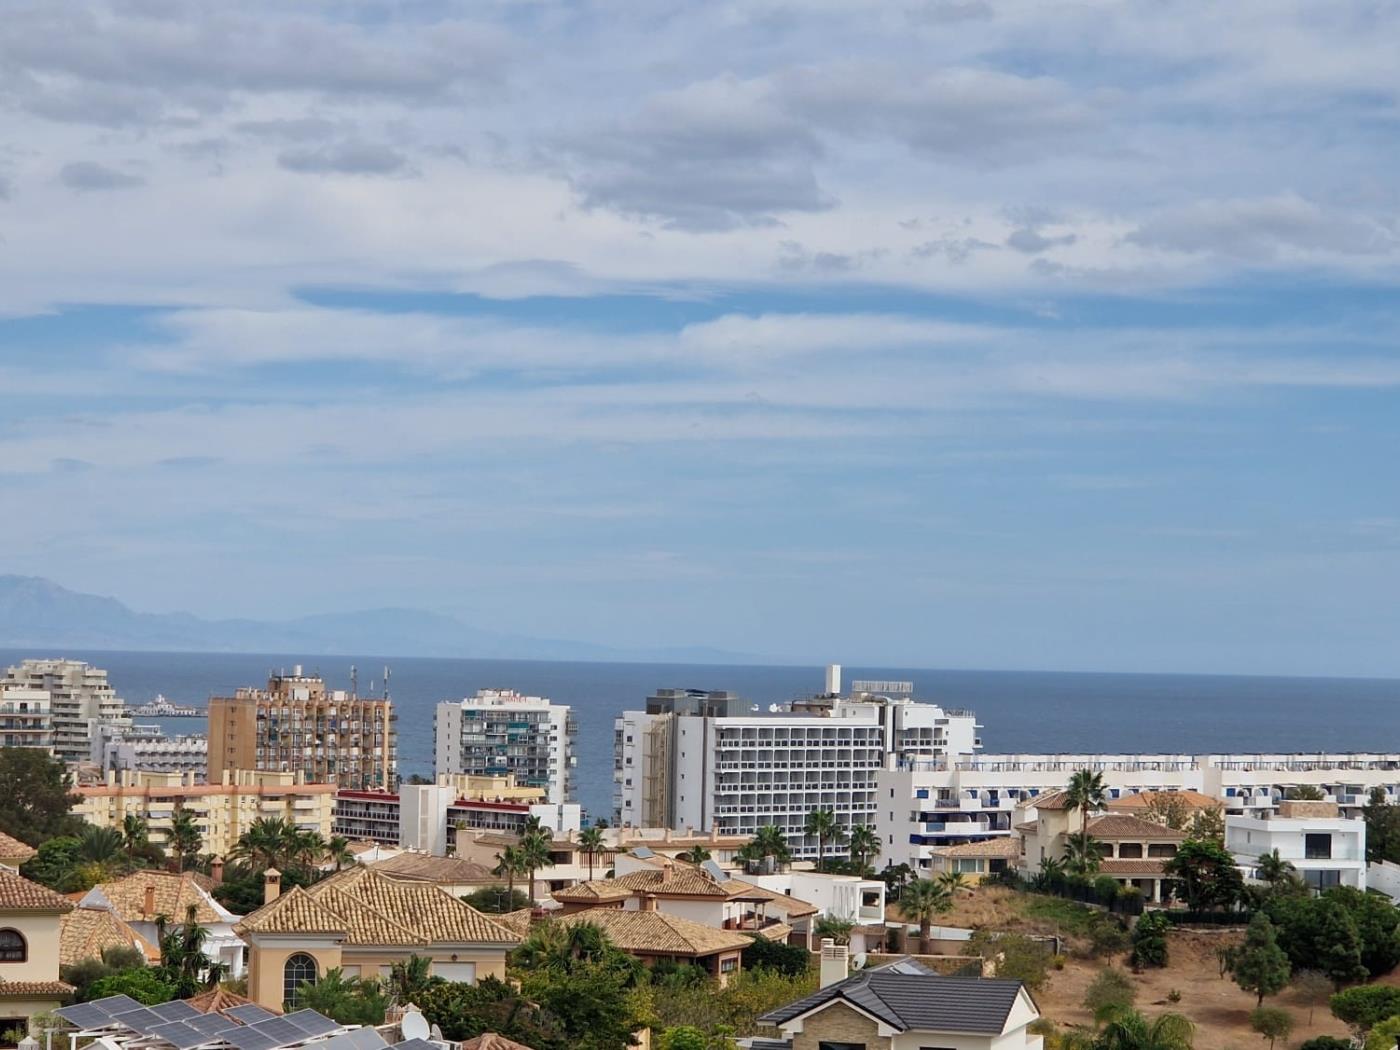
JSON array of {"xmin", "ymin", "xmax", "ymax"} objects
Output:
[
  {"xmin": 122, "ymin": 814, "xmax": 149, "ymax": 869},
  {"xmin": 1233, "ymin": 914, "xmax": 1291, "ymax": 1006},
  {"xmin": 1067, "ymin": 769, "xmax": 1109, "ymax": 839},
  {"xmin": 937, "ymin": 870, "xmax": 969, "ymax": 894},
  {"xmin": 62, "ymin": 946, "xmax": 149, "ymax": 1002},
  {"xmin": 847, "ymin": 824, "xmax": 880, "ymax": 871},
  {"xmin": 519, "ymin": 826, "xmax": 556, "ymax": 902},
  {"xmin": 578, "ymin": 826, "xmax": 607, "ymax": 879},
  {"xmin": 1255, "ymin": 850, "xmax": 1295, "ymax": 887},
  {"xmin": 325, "ymin": 835, "xmax": 354, "ymax": 872},
  {"xmin": 1094, "ymin": 1009, "xmax": 1194, "ymax": 1050},
  {"xmin": 1311, "ymin": 900, "xmax": 1368, "ymax": 988},
  {"xmin": 748, "ymin": 825, "xmax": 792, "ymax": 870},
  {"xmin": 1286, "ymin": 786, "xmax": 1327, "ymax": 801},
  {"xmin": 1249, "ymin": 1007, "xmax": 1292, "ymax": 1050},
  {"xmin": 812, "ymin": 916, "xmax": 853, "ymax": 946},
  {"xmin": 418, "ymin": 976, "xmax": 564, "ymax": 1048},
  {"xmin": 741, "ymin": 936, "xmax": 809, "ymax": 977},
  {"xmin": 155, "ymin": 903, "xmax": 223, "ymax": 998},
  {"xmin": 297, "ymin": 968, "xmax": 390, "ymax": 1024},
  {"xmin": 518, "ymin": 959, "xmax": 647, "ymax": 1050},
  {"xmin": 87, "ymin": 968, "xmax": 178, "ymax": 1005},
  {"xmin": 1142, "ymin": 795, "xmax": 1192, "ymax": 831},
  {"xmin": 388, "ymin": 955, "xmax": 436, "ymax": 1003},
  {"xmin": 973, "ymin": 933, "xmax": 1051, "ymax": 991},
  {"xmin": 229, "ymin": 817, "xmax": 299, "ymax": 870},
  {"xmin": 1298, "ymin": 1039, "xmax": 1353, "ymax": 1050},
  {"xmin": 1164, "ymin": 839, "xmax": 1243, "ymax": 912},
  {"xmin": 494, "ymin": 845, "xmax": 527, "ymax": 898},
  {"xmin": 1083, "ymin": 967, "xmax": 1137, "ymax": 1025},
  {"xmin": 1130, "ymin": 912, "xmax": 1170, "ymax": 969},
  {"xmin": 462, "ymin": 885, "xmax": 533, "ymax": 914},
  {"xmin": 168, "ymin": 805, "xmax": 203, "ymax": 871},
  {"xmin": 1065, "ymin": 831, "xmax": 1102, "ymax": 877},
  {"xmin": 881, "ymin": 862, "xmax": 914, "ymax": 900},
  {"xmin": 1328, "ymin": 985, "xmax": 1400, "ymax": 1033},
  {"xmin": 1321, "ymin": 886, "xmax": 1400, "ymax": 978},
  {"xmin": 21, "ymin": 836, "xmax": 85, "ymax": 892},
  {"xmin": 677, "ymin": 844, "xmax": 712, "ymax": 864},
  {"xmin": 1367, "ymin": 1016, "xmax": 1400, "ymax": 1050},
  {"xmin": 899, "ymin": 878, "xmax": 952, "ymax": 954},
  {"xmin": 1362, "ymin": 788, "xmax": 1400, "ymax": 864},
  {"xmin": 803, "ymin": 809, "xmax": 843, "ymax": 872},
  {"xmin": 0, "ymin": 748, "xmax": 81, "ymax": 845},
  {"xmin": 1186, "ymin": 806, "xmax": 1226, "ymax": 845}
]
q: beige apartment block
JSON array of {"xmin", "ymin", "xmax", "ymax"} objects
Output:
[
  {"xmin": 208, "ymin": 669, "xmax": 396, "ymax": 790},
  {"xmin": 74, "ymin": 769, "xmax": 335, "ymax": 858}
]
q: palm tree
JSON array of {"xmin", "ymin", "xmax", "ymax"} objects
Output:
[
  {"xmin": 387, "ymin": 954, "xmax": 433, "ymax": 1005},
  {"xmin": 1065, "ymin": 830, "xmax": 1102, "ymax": 876},
  {"xmin": 122, "ymin": 814, "xmax": 149, "ymax": 869},
  {"xmin": 848, "ymin": 824, "xmax": 881, "ymax": 871},
  {"xmin": 898, "ymin": 878, "xmax": 952, "ymax": 954},
  {"xmin": 577, "ymin": 826, "xmax": 606, "ymax": 881},
  {"xmin": 325, "ymin": 835, "xmax": 354, "ymax": 872},
  {"xmin": 292, "ymin": 830, "xmax": 328, "ymax": 870},
  {"xmin": 936, "ymin": 870, "xmax": 968, "ymax": 894},
  {"xmin": 229, "ymin": 817, "xmax": 295, "ymax": 870},
  {"xmin": 78, "ymin": 824, "xmax": 125, "ymax": 865},
  {"xmin": 804, "ymin": 809, "xmax": 842, "ymax": 872},
  {"xmin": 1094, "ymin": 1010, "xmax": 1195, "ymax": 1050},
  {"xmin": 677, "ymin": 844, "xmax": 712, "ymax": 864},
  {"xmin": 1256, "ymin": 849, "xmax": 1294, "ymax": 886},
  {"xmin": 518, "ymin": 828, "xmax": 555, "ymax": 903},
  {"xmin": 156, "ymin": 903, "xmax": 215, "ymax": 997},
  {"xmin": 1067, "ymin": 769, "xmax": 1109, "ymax": 839},
  {"xmin": 750, "ymin": 825, "xmax": 793, "ymax": 871},
  {"xmin": 168, "ymin": 806, "xmax": 202, "ymax": 872}
]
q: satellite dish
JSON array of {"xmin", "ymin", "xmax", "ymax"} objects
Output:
[
  {"xmin": 430, "ymin": 1025, "xmax": 443, "ymax": 1041},
  {"xmin": 401, "ymin": 1012, "xmax": 430, "ymax": 1042}
]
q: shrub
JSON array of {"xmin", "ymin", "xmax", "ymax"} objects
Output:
[
  {"xmin": 1094, "ymin": 875, "xmax": 1122, "ymax": 905},
  {"xmin": 1331, "ymin": 986, "xmax": 1400, "ymax": 1032},
  {"xmin": 86, "ymin": 969, "xmax": 177, "ymax": 1005},
  {"xmin": 1083, "ymin": 967, "xmax": 1136, "ymax": 1024},
  {"xmin": 1130, "ymin": 912, "xmax": 1170, "ymax": 969},
  {"xmin": 1365, "ymin": 1015, "xmax": 1400, "ymax": 1050},
  {"xmin": 1250, "ymin": 1006, "xmax": 1293, "ymax": 1050},
  {"xmin": 1089, "ymin": 917, "xmax": 1131, "ymax": 958},
  {"xmin": 1299, "ymin": 1040, "xmax": 1353, "ymax": 1050},
  {"xmin": 741, "ymin": 936, "xmax": 810, "ymax": 977},
  {"xmin": 1167, "ymin": 989, "xmax": 1182, "ymax": 1003}
]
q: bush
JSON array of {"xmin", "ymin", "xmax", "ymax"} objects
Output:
[
  {"xmin": 1330, "ymin": 985, "xmax": 1400, "ymax": 1032},
  {"xmin": 1088, "ymin": 917, "xmax": 1131, "ymax": 958},
  {"xmin": 1251, "ymin": 1006, "xmax": 1293, "ymax": 1049},
  {"xmin": 1130, "ymin": 912, "xmax": 1170, "ymax": 969},
  {"xmin": 1094, "ymin": 876, "xmax": 1122, "ymax": 906},
  {"xmin": 1365, "ymin": 1015, "xmax": 1400, "ymax": 1050},
  {"xmin": 1167, "ymin": 989, "xmax": 1182, "ymax": 1003},
  {"xmin": 1083, "ymin": 967, "xmax": 1135, "ymax": 1024},
  {"xmin": 461, "ymin": 886, "xmax": 534, "ymax": 914},
  {"xmin": 86, "ymin": 969, "xmax": 177, "ymax": 1005},
  {"xmin": 1299, "ymin": 1040, "xmax": 1354, "ymax": 1050},
  {"xmin": 741, "ymin": 936, "xmax": 810, "ymax": 977},
  {"xmin": 972, "ymin": 933, "xmax": 1052, "ymax": 991}
]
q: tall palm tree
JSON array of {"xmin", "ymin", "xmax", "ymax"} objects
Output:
[
  {"xmin": 898, "ymin": 878, "xmax": 952, "ymax": 954},
  {"xmin": 168, "ymin": 807, "xmax": 202, "ymax": 872},
  {"xmin": 750, "ymin": 825, "xmax": 792, "ymax": 870},
  {"xmin": 292, "ymin": 830, "xmax": 327, "ymax": 870},
  {"xmin": 1066, "ymin": 769, "xmax": 1109, "ymax": 839},
  {"xmin": 229, "ymin": 817, "xmax": 295, "ymax": 869},
  {"xmin": 848, "ymin": 825, "xmax": 881, "ymax": 871},
  {"xmin": 518, "ymin": 828, "xmax": 555, "ymax": 903},
  {"xmin": 1256, "ymin": 848, "xmax": 1295, "ymax": 886},
  {"xmin": 494, "ymin": 845, "xmax": 525, "ymax": 900},
  {"xmin": 325, "ymin": 835, "xmax": 354, "ymax": 872},
  {"xmin": 122, "ymin": 814, "xmax": 149, "ymax": 869},
  {"xmin": 1065, "ymin": 830, "xmax": 1102, "ymax": 876},
  {"xmin": 577, "ymin": 826, "xmax": 606, "ymax": 881},
  {"xmin": 1095, "ymin": 1010, "xmax": 1195, "ymax": 1050},
  {"xmin": 804, "ymin": 809, "xmax": 841, "ymax": 872},
  {"xmin": 936, "ymin": 870, "xmax": 968, "ymax": 894},
  {"xmin": 78, "ymin": 824, "xmax": 125, "ymax": 865}
]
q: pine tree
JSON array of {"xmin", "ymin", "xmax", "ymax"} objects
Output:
[
  {"xmin": 1313, "ymin": 900, "xmax": 1368, "ymax": 989},
  {"xmin": 1233, "ymin": 913, "xmax": 1291, "ymax": 1005}
]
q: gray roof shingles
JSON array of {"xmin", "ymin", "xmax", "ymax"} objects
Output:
[{"xmin": 759, "ymin": 972, "xmax": 1025, "ymax": 1036}]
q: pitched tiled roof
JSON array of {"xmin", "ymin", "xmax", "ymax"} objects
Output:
[
  {"xmin": 554, "ymin": 909, "xmax": 752, "ymax": 957},
  {"xmin": 1026, "ymin": 790, "xmax": 1075, "ymax": 811},
  {"xmin": 1107, "ymin": 790, "xmax": 1220, "ymax": 813},
  {"xmin": 0, "ymin": 830, "xmax": 37, "ymax": 863},
  {"xmin": 0, "ymin": 981, "xmax": 74, "ymax": 999},
  {"xmin": 754, "ymin": 922, "xmax": 794, "ymax": 942},
  {"xmin": 234, "ymin": 886, "xmax": 349, "ymax": 936},
  {"xmin": 492, "ymin": 908, "xmax": 536, "ymax": 938},
  {"xmin": 60, "ymin": 906, "xmax": 159, "ymax": 966},
  {"xmin": 315, "ymin": 885, "xmax": 425, "ymax": 946},
  {"xmin": 555, "ymin": 866, "xmax": 750, "ymax": 903},
  {"xmin": 760, "ymin": 970, "xmax": 1027, "ymax": 1035},
  {"xmin": 1086, "ymin": 814, "xmax": 1186, "ymax": 841},
  {"xmin": 90, "ymin": 871, "xmax": 222, "ymax": 924},
  {"xmin": 738, "ymin": 884, "xmax": 819, "ymax": 919},
  {"xmin": 0, "ymin": 867, "xmax": 76, "ymax": 913},
  {"xmin": 370, "ymin": 853, "xmax": 496, "ymax": 884},
  {"xmin": 934, "ymin": 838, "xmax": 1021, "ymax": 859},
  {"xmin": 460, "ymin": 1034, "xmax": 536, "ymax": 1050},
  {"xmin": 186, "ymin": 986, "xmax": 278, "ymax": 1015},
  {"xmin": 307, "ymin": 867, "xmax": 518, "ymax": 944},
  {"xmin": 552, "ymin": 879, "xmax": 638, "ymax": 903},
  {"xmin": 1013, "ymin": 820, "xmax": 1039, "ymax": 834},
  {"xmin": 1097, "ymin": 859, "xmax": 1171, "ymax": 876}
]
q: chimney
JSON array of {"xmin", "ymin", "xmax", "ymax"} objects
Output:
[
  {"xmin": 825, "ymin": 664, "xmax": 841, "ymax": 697},
  {"xmin": 661, "ymin": 861, "xmax": 674, "ymax": 883},
  {"xmin": 143, "ymin": 884, "xmax": 156, "ymax": 919},
  {"xmin": 819, "ymin": 938, "xmax": 849, "ymax": 988},
  {"xmin": 710, "ymin": 825, "xmax": 719, "ymax": 844},
  {"xmin": 641, "ymin": 893, "xmax": 658, "ymax": 912},
  {"xmin": 210, "ymin": 857, "xmax": 224, "ymax": 886},
  {"xmin": 663, "ymin": 828, "xmax": 672, "ymax": 843},
  {"xmin": 263, "ymin": 867, "xmax": 282, "ymax": 905}
]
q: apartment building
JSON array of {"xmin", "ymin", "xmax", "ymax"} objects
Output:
[
  {"xmin": 208, "ymin": 667, "xmax": 396, "ymax": 790},
  {"xmin": 89, "ymin": 722, "xmax": 208, "ymax": 777},
  {"xmin": 434, "ymin": 689, "xmax": 576, "ymax": 804},
  {"xmin": 0, "ymin": 658, "xmax": 131, "ymax": 762},
  {"xmin": 878, "ymin": 751, "xmax": 1400, "ymax": 874},
  {"xmin": 613, "ymin": 669, "xmax": 981, "ymax": 858},
  {"xmin": 1227, "ymin": 800, "xmax": 1367, "ymax": 891},
  {"xmin": 74, "ymin": 769, "xmax": 336, "ymax": 858},
  {"xmin": 0, "ymin": 685, "xmax": 53, "ymax": 751}
]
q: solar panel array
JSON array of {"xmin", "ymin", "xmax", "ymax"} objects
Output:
[
  {"xmin": 389, "ymin": 1039, "xmax": 440, "ymax": 1050},
  {"xmin": 317, "ymin": 1028, "xmax": 389, "ymax": 1050},
  {"xmin": 56, "ymin": 996, "xmax": 348, "ymax": 1050}
]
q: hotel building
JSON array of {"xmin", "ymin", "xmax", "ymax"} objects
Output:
[
  {"xmin": 0, "ymin": 658, "xmax": 131, "ymax": 763},
  {"xmin": 435, "ymin": 689, "xmax": 577, "ymax": 804}
]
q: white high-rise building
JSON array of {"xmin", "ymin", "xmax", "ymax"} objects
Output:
[
  {"xmin": 0, "ymin": 685, "xmax": 54, "ymax": 751},
  {"xmin": 612, "ymin": 667, "xmax": 982, "ymax": 858},
  {"xmin": 434, "ymin": 689, "xmax": 577, "ymax": 805},
  {"xmin": 0, "ymin": 659, "xmax": 131, "ymax": 763}
]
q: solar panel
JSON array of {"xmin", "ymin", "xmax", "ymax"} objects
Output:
[
  {"xmin": 389, "ymin": 1039, "xmax": 439, "ymax": 1050},
  {"xmin": 148, "ymin": 1021, "xmax": 215, "ymax": 1050},
  {"xmin": 245, "ymin": 1017, "xmax": 308, "ymax": 1048},
  {"xmin": 112, "ymin": 1007, "xmax": 170, "ymax": 1033},
  {"xmin": 632, "ymin": 845, "xmax": 654, "ymax": 858},
  {"xmin": 224, "ymin": 1027, "xmax": 282, "ymax": 1050},
  {"xmin": 224, "ymin": 1006, "xmax": 278, "ymax": 1026},
  {"xmin": 284, "ymin": 1011, "xmax": 340, "ymax": 1039},
  {"xmin": 347, "ymin": 1029, "xmax": 387, "ymax": 1050},
  {"xmin": 188, "ymin": 1015, "xmax": 241, "ymax": 1038},
  {"xmin": 153, "ymin": 1001, "xmax": 205, "ymax": 1023},
  {"xmin": 56, "ymin": 1004, "xmax": 116, "ymax": 1029},
  {"xmin": 92, "ymin": 996, "xmax": 148, "ymax": 1017}
]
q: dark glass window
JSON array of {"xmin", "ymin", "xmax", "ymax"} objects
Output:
[{"xmin": 0, "ymin": 930, "xmax": 25, "ymax": 963}]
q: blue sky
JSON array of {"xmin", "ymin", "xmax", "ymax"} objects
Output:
[{"xmin": 2, "ymin": 1, "xmax": 1400, "ymax": 675}]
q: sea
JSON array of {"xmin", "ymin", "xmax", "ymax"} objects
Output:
[{"xmin": 6, "ymin": 647, "xmax": 1400, "ymax": 822}]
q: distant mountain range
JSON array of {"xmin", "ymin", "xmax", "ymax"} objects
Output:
[{"xmin": 0, "ymin": 575, "xmax": 763, "ymax": 664}]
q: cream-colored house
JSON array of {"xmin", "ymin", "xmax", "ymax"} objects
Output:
[
  {"xmin": 234, "ymin": 866, "xmax": 518, "ymax": 1010},
  {"xmin": 0, "ymin": 868, "xmax": 75, "ymax": 1040},
  {"xmin": 928, "ymin": 838, "xmax": 1021, "ymax": 883},
  {"xmin": 0, "ymin": 833, "xmax": 36, "ymax": 873},
  {"xmin": 1016, "ymin": 791, "xmax": 1185, "ymax": 902},
  {"xmin": 59, "ymin": 906, "xmax": 159, "ymax": 968}
]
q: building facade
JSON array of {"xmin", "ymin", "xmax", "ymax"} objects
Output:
[
  {"xmin": 208, "ymin": 668, "xmax": 396, "ymax": 790},
  {"xmin": 0, "ymin": 686, "xmax": 52, "ymax": 752},
  {"xmin": 1227, "ymin": 800, "xmax": 1367, "ymax": 891},
  {"xmin": 74, "ymin": 769, "xmax": 336, "ymax": 859},
  {"xmin": 0, "ymin": 659, "xmax": 131, "ymax": 763},
  {"xmin": 89, "ymin": 722, "xmax": 208, "ymax": 777},
  {"xmin": 0, "ymin": 868, "xmax": 77, "ymax": 1039},
  {"xmin": 434, "ymin": 690, "xmax": 576, "ymax": 805},
  {"xmin": 614, "ymin": 670, "xmax": 981, "ymax": 858}
]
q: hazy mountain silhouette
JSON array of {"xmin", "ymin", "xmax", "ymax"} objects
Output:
[{"xmin": 0, "ymin": 575, "xmax": 761, "ymax": 664}]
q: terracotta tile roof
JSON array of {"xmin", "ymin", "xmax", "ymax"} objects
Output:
[
  {"xmin": 0, "ymin": 830, "xmax": 37, "ymax": 863},
  {"xmin": 60, "ymin": 906, "xmax": 159, "ymax": 966},
  {"xmin": 234, "ymin": 886, "xmax": 349, "ymax": 936},
  {"xmin": 736, "ymin": 883, "xmax": 819, "ymax": 919},
  {"xmin": 460, "ymin": 1034, "xmax": 536, "ymax": 1050},
  {"xmin": 1086, "ymin": 814, "xmax": 1187, "ymax": 841},
  {"xmin": 186, "ymin": 986, "xmax": 279, "ymax": 1015},
  {"xmin": 315, "ymin": 885, "xmax": 425, "ymax": 946},
  {"xmin": 0, "ymin": 981, "xmax": 74, "ymax": 999},
  {"xmin": 1014, "ymin": 820, "xmax": 1039, "ymax": 834},
  {"xmin": 552, "ymin": 880, "xmax": 637, "ymax": 903},
  {"xmin": 89, "ymin": 871, "xmax": 222, "ymax": 924},
  {"xmin": 370, "ymin": 853, "xmax": 497, "ymax": 885},
  {"xmin": 0, "ymin": 867, "xmax": 77, "ymax": 913},
  {"xmin": 934, "ymin": 838, "xmax": 1022, "ymax": 859},
  {"xmin": 1107, "ymin": 790, "xmax": 1220, "ymax": 813},
  {"xmin": 557, "ymin": 866, "xmax": 749, "ymax": 903},
  {"xmin": 1097, "ymin": 859, "xmax": 1171, "ymax": 876},
  {"xmin": 492, "ymin": 908, "xmax": 536, "ymax": 938},
  {"xmin": 305, "ymin": 867, "xmax": 518, "ymax": 944},
  {"xmin": 1027, "ymin": 790, "xmax": 1075, "ymax": 810},
  {"xmin": 754, "ymin": 922, "xmax": 793, "ymax": 941},
  {"xmin": 554, "ymin": 909, "xmax": 752, "ymax": 957}
]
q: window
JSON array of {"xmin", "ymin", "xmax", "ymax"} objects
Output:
[
  {"xmin": 1147, "ymin": 843, "xmax": 1177, "ymax": 858},
  {"xmin": 1305, "ymin": 833, "xmax": 1333, "ymax": 860},
  {"xmin": 283, "ymin": 953, "xmax": 318, "ymax": 1008},
  {"xmin": 720, "ymin": 956, "xmax": 738, "ymax": 973},
  {"xmin": 0, "ymin": 930, "xmax": 25, "ymax": 963},
  {"xmin": 1118, "ymin": 843, "xmax": 1144, "ymax": 859},
  {"xmin": 819, "ymin": 1043, "xmax": 865, "ymax": 1050}
]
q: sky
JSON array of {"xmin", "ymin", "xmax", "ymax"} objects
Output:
[{"xmin": 2, "ymin": 1, "xmax": 1399, "ymax": 677}]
